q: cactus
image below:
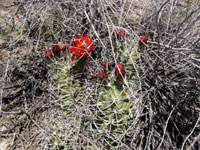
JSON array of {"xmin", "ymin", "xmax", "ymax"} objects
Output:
[
  {"xmin": 90, "ymin": 38, "xmax": 145, "ymax": 149},
  {"xmin": 48, "ymin": 117, "xmax": 81, "ymax": 149},
  {"xmin": 121, "ymin": 41, "xmax": 143, "ymax": 81},
  {"xmin": 54, "ymin": 57, "xmax": 84, "ymax": 115},
  {"xmin": 50, "ymin": 38, "xmax": 143, "ymax": 149},
  {"xmin": 93, "ymin": 79, "xmax": 135, "ymax": 148},
  {"xmin": 49, "ymin": 55, "xmax": 87, "ymax": 149},
  {"xmin": 97, "ymin": 81, "xmax": 134, "ymax": 124},
  {"xmin": 91, "ymin": 40, "xmax": 143, "ymax": 148}
]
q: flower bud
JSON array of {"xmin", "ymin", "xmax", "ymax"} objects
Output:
[
  {"xmin": 44, "ymin": 49, "xmax": 53, "ymax": 59},
  {"xmin": 91, "ymin": 73, "xmax": 98, "ymax": 79},
  {"xmin": 138, "ymin": 35, "xmax": 147, "ymax": 47},
  {"xmin": 115, "ymin": 64, "xmax": 125, "ymax": 78},
  {"xmin": 103, "ymin": 62, "xmax": 111, "ymax": 71},
  {"xmin": 52, "ymin": 44, "xmax": 62, "ymax": 53},
  {"xmin": 99, "ymin": 72, "xmax": 108, "ymax": 81}
]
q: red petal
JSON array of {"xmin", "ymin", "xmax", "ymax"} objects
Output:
[
  {"xmin": 74, "ymin": 35, "xmax": 82, "ymax": 40},
  {"xmin": 87, "ymin": 44, "xmax": 95, "ymax": 53},
  {"xmin": 73, "ymin": 35, "xmax": 84, "ymax": 47},
  {"xmin": 69, "ymin": 35, "xmax": 94, "ymax": 58},
  {"xmin": 86, "ymin": 39, "xmax": 92, "ymax": 46},
  {"xmin": 68, "ymin": 46, "xmax": 85, "ymax": 54},
  {"xmin": 82, "ymin": 34, "xmax": 88, "ymax": 40},
  {"xmin": 75, "ymin": 40, "xmax": 83, "ymax": 47},
  {"xmin": 72, "ymin": 41, "xmax": 75, "ymax": 47},
  {"xmin": 71, "ymin": 54, "xmax": 76, "ymax": 61}
]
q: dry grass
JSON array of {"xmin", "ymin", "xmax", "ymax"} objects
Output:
[{"xmin": 0, "ymin": 0, "xmax": 199, "ymax": 150}]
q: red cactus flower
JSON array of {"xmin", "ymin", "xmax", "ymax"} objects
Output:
[
  {"xmin": 138, "ymin": 35, "xmax": 147, "ymax": 47},
  {"xmin": 68, "ymin": 34, "xmax": 95, "ymax": 61},
  {"xmin": 91, "ymin": 73, "xmax": 98, "ymax": 79},
  {"xmin": 103, "ymin": 62, "xmax": 111, "ymax": 71},
  {"xmin": 99, "ymin": 72, "xmax": 108, "ymax": 81},
  {"xmin": 52, "ymin": 44, "xmax": 62, "ymax": 53},
  {"xmin": 115, "ymin": 64, "xmax": 125, "ymax": 78},
  {"xmin": 61, "ymin": 43, "xmax": 67, "ymax": 51},
  {"xmin": 44, "ymin": 49, "xmax": 53, "ymax": 59}
]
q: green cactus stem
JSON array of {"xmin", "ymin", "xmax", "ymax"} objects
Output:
[
  {"xmin": 121, "ymin": 41, "xmax": 143, "ymax": 82},
  {"xmin": 95, "ymin": 80, "xmax": 135, "ymax": 142},
  {"xmin": 53, "ymin": 56, "xmax": 85, "ymax": 115}
]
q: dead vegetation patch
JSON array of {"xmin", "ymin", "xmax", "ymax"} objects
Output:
[{"xmin": 0, "ymin": 0, "xmax": 199, "ymax": 150}]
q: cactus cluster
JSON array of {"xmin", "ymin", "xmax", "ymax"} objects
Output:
[
  {"xmin": 47, "ymin": 32, "xmax": 145, "ymax": 148},
  {"xmin": 89, "ymin": 39, "xmax": 144, "ymax": 148},
  {"xmin": 48, "ymin": 35, "xmax": 94, "ymax": 148}
]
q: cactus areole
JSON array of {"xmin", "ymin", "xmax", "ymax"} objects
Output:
[
  {"xmin": 68, "ymin": 34, "xmax": 95, "ymax": 61},
  {"xmin": 115, "ymin": 64, "xmax": 125, "ymax": 78}
]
